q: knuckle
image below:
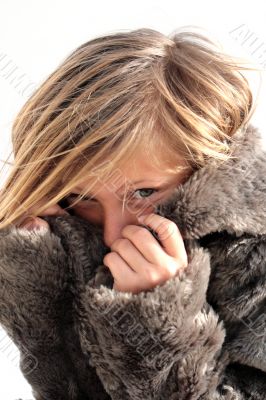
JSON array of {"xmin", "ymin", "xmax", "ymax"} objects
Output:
[
  {"xmin": 157, "ymin": 220, "xmax": 178, "ymax": 239},
  {"xmin": 121, "ymin": 225, "xmax": 131, "ymax": 236},
  {"xmin": 161, "ymin": 263, "xmax": 175, "ymax": 279},
  {"xmin": 174, "ymin": 259, "xmax": 188, "ymax": 277},
  {"xmin": 159, "ymin": 262, "xmax": 176, "ymax": 280},
  {"xmin": 137, "ymin": 227, "xmax": 152, "ymax": 240},
  {"xmin": 103, "ymin": 252, "xmax": 115, "ymax": 265},
  {"xmin": 149, "ymin": 259, "xmax": 183, "ymax": 282},
  {"xmin": 17, "ymin": 216, "xmax": 49, "ymax": 230},
  {"xmin": 112, "ymin": 238, "xmax": 129, "ymax": 252},
  {"xmin": 170, "ymin": 255, "xmax": 187, "ymax": 273},
  {"xmin": 122, "ymin": 225, "xmax": 139, "ymax": 237},
  {"xmin": 168, "ymin": 259, "xmax": 181, "ymax": 277},
  {"xmin": 144, "ymin": 267, "xmax": 160, "ymax": 285}
]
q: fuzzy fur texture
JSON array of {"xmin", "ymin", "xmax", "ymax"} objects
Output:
[{"xmin": 0, "ymin": 123, "xmax": 266, "ymax": 399}]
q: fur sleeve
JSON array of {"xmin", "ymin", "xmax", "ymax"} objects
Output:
[
  {"xmin": 1, "ymin": 216, "xmax": 265, "ymax": 400},
  {"xmin": 79, "ymin": 240, "xmax": 228, "ymax": 399},
  {"xmin": 0, "ymin": 223, "xmax": 108, "ymax": 400},
  {"xmin": 80, "ymin": 234, "xmax": 266, "ymax": 400}
]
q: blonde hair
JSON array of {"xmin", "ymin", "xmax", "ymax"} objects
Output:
[{"xmin": 0, "ymin": 26, "xmax": 262, "ymax": 229}]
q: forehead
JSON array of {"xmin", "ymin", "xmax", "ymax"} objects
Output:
[
  {"xmin": 121, "ymin": 146, "xmax": 189, "ymax": 178},
  {"xmin": 75, "ymin": 149, "xmax": 189, "ymax": 193}
]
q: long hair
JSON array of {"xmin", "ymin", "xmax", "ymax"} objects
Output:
[{"xmin": 0, "ymin": 26, "xmax": 261, "ymax": 229}]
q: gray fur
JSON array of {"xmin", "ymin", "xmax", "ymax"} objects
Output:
[{"xmin": 0, "ymin": 123, "xmax": 265, "ymax": 399}]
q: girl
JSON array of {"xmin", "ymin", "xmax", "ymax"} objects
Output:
[{"xmin": 0, "ymin": 27, "xmax": 265, "ymax": 399}]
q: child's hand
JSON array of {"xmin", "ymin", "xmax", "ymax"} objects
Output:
[
  {"xmin": 103, "ymin": 213, "xmax": 188, "ymax": 294},
  {"xmin": 16, "ymin": 196, "xmax": 69, "ymax": 230}
]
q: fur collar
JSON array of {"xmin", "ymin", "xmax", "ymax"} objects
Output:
[{"xmin": 155, "ymin": 123, "xmax": 266, "ymax": 239}]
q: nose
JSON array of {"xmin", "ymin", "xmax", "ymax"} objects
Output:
[{"xmin": 103, "ymin": 211, "xmax": 137, "ymax": 248}]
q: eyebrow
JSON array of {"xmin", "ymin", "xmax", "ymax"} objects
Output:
[
  {"xmin": 74, "ymin": 179, "xmax": 166, "ymax": 191},
  {"xmin": 74, "ymin": 180, "xmax": 171, "ymax": 192},
  {"xmin": 128, "ymin": 179, "xmax": 163, "ymax": 184}
]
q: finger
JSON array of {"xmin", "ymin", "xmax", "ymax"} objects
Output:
[
  {"xmin": 16, "ymin": 206, "xmax": 68, "ymax": 227},
  {"xmin": 17, "ymin": 216, "xmax": 50, "ymax": 230},
  {"xmin": 31, "ymin": 201, "xmax": 69, "ymax": 217},
  {"xmin": 103, "ymin": 251, "xmax": 136, "ymax": 285},
  {"xmin": 121, "ymin": 225, "xmax": 166, "ymax": 266},
  {"xmin": 40, "ymin": 206, "xmax": 68, "ymax": 216},
  {"xmin": 17, "ymin": 198, "xmax": 69, "ymax": 224},
  {"xmin": 137, "ymin": 213, "xmax": 187, "ymax": 260},
  {"xmin": 111, "ymin": 238, "xmax": 152, "ymax": 274}
]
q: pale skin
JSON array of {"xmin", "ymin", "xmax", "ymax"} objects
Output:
[{"xmin": 18, "ymin": 150, "xmax": 193, "ymax": 294}]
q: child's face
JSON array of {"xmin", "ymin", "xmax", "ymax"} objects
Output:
[{"xmin": 66, "ymin": 151, "xmax": 192, "ymax": 248}]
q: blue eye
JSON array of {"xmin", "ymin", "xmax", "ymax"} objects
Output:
[
  {"xmin": 131, "ymin": 188, "xmax": 158, "ymax": 200},
  {"xmin": 67, "ymin": 188, "xmax": 159, "ymax": 205}
]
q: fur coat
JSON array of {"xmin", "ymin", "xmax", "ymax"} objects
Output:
[{"xmin": 0, "ymin": 122, "xmax": 265, "ymax": 400}]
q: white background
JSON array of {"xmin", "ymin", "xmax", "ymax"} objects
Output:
[{"xmin": 0, "ymin": 1, "xmax": 265, "ymax": 399}]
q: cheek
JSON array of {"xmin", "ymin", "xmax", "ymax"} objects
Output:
[
  {"xmin": 123, "ymin": 200, "xmax": 156, "ymax": 215},
  {"xmin": 69, "ymin": 200, "xmax": 158, "ymax": 223}
]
